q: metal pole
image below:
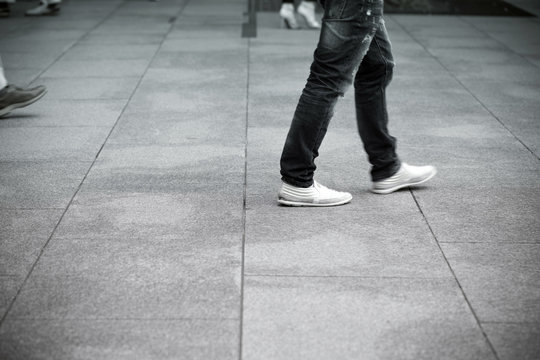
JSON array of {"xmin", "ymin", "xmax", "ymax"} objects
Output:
[{"xmin": 242, "ymin": 0, "xmax": 257, "ymax": 38}]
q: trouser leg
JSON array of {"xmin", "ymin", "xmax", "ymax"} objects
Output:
[
  {"xmin": 354, "ymin": 20, "xmax": 400, "ymax": 181},
  {"xmin": 280, "ymin": 0, "xmax": 385, "ymax": 187}
]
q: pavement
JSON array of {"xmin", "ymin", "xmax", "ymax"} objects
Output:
[{"xmin": 0, "ymin": 0, "xmax": 539, "ymax": 359}]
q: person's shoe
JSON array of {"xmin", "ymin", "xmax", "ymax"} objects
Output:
[
  {"xmin": 297, "ymin": 1, "xmax": 321, "ymax": 29},
  {"xmin": 0, "ymin": 2, "xmax": 10, "ymax": 17},
  {"xmin": 278, "ymin": 180, "xmax": 352, "ymax": 207},
  {"xmin": 371, "ymin": 163, "xmax": 437, "ymax": 194},
  {"xmin": 0, "ymin": 84, "xmax": 47, "ymax": 117},
  {"xmin": 279, "ymin": 3, "xmax": 299, "ymax": 29},
  {"xmin": 25, "ymin": 2, "xmax": 60, "ymax": 16}
]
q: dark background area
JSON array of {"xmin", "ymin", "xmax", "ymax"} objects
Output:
[{"xmin": 256, "ymin": 0, "xmax": 535, "ymax": 16}]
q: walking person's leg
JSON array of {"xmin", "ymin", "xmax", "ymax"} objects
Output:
[
  {"xmin": 278, "ymin": 0, "xmax": 436, "ymax": 206},
  {"xmin": 279, "ymin": 0, "xmax": 382, "ymax": 206},
  {"xmin": 354, "ymin": 17, "xmax": 401, "ymax": 182},
  {"xmin": 354, "ymin": 19, "xmax": 436, "ymax": 194}
]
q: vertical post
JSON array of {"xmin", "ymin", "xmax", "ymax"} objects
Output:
[{"xmin": 242, "ymin": 0, "xmax": 257, "ymax": 38}]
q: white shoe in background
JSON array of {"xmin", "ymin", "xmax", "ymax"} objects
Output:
[
  {"xmin": 25, "ymin": 1, "xmax": 60, "ymax": 16},
  {"xmin": 297, "ymin": 1, "xmax": 321, "ymax": 29},
  {"xmin": 279, "ymin": 3, "xmax": 299, "ymax": 29}
]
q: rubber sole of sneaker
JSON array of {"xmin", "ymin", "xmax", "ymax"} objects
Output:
[
  {"xmin": 0, "ymin": 89, "xmax": 47, "ymax": 117},
  {"xmin": 25, "ymin": 8, "xmax": 60, "ymax": 16},
  {"xmin": 370, "ymin": 168, "xmax": 437, "ymax": 195},
  {"xmin": 277, "ymin": 196, "xmax": 352, "ymax": 207}
]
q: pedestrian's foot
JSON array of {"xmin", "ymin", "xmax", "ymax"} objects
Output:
[
  {"xmin": 278, "ymin": 180, "xmax": 352, "ymax": 207},
  {"xmin": 279, "ymin": 3, "xmax": 299, "ymax": 29},
  {"xmin": 0, "ymin": 84, "xmax": 47, "ymax": 117},
  {"xmin": 371, "ymin": 163, "xmax": 437, "ymax": 194},
  {"xmin": 297, "ymin": 1, "xmax": 321, "ymax": 29},
  {"xmin": 25, "ymin": 2, "xmax": 60, "ymax": 16},
  {"xmin": 0, "ymin": 2, "xmax": 10, "ymax": 17}
]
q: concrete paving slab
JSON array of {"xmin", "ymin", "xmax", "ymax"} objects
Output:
[
  {"xmin": 415, "ymin": 35, "xmax": 506, "ymax": 50},
  {"xmin": 0, "ymin": 161, "xmax": 90, "ymax": 209},
  {"xmin": 428, "ymin": 47, "xmax": 531, "ymax": 66},
  {"xmin": 462, "ymin": 80, "xmax": 540, "ymax": 106},
  {"xmin": 9, "ymin": 270, "xmax": 240, "ymax": 320},
  {"xmin": 414, "ymin": 188, "xmax": 539, "ymax": 244},
  {"xmin": 145, "ymin": 62, "xmax": 246, "ymax": 89},
  {"xmin": 393, "ymin": 16, "xmax": 481, "ymax": 39},
  {"xmin": 151, "ymin": 50, "xmax": 248, "ymax": 72},
  {"xmin": 167, "ymin": 26, "xmax": 242, "ymax": 39},
  {"xmin": 0, "ymin": 276, "xmax": 21, "ymax": 319},
  {"xmin": 0, "ymin": 319, "xmax": 239, "ymax": 360},
  {"xmin": 79, "ymin": 33, "xmax": 165, "ymax": 45},
  {"xmin": 6, "ymin": 238, "xmax": 241, "ymax": 320},
  {"xmin": 34, "ymin": 235, "xmax": 240, "ymax": 278},
  {"xmin": 245, "ymin": 205, "xmax": 449, "ymax": 278},
  {"xmin": 80, "ymin": 160, "xmax": 245, "ymax": 194},
  {"xmin": 441, "ymin": 243, "xmax": 540, "ymax": 322},
  {"xmin": 0, "ymin": 52, "xmax": 59, "ymax": 70},
  {"xmin": 0, "ymin": 126, "xmax": 110, "ymax": 161},
  {"xmin": 20, "ymin": 19, "xmax": 103, "ymax": 31},
  {"xmin": 0, "ymin": 209, "xmax": 63, "ymax": 276},
  {"xmin": 0, "ymin": 39, "xmax": 73, "ymax": 55},
  {"xmin": 484, "ymin": 322, "xmax": 540, "ymax": 360},
  {"xmin": 89, "ymin": 22, "xmax": 172, "ymax": 36},
  {"xmin": 525, "ymin": 53, "xmax": 540, "ymax": 67},
  {"xmin": 53, "ymin": 190, "xmax": 243, "ymax": 240},
  {"xmin": 42, "ymin": 59, "xmax": 151, "ymax": 78},
  {"xmin": 0, "ymin": 99, "xmax": 126, "ymax": 128},
  {"xmin": 242, "ymin": 276, "xmax": 494, "ymax": 360},
  {"xmin": 61, "ymin": 43, "xmax": 161, "ymax": 61},
  {"xmin": 118, "ymin": 1, "xmax": 185, "ymax": 16},
  {"xmin": 1, "ymin": 29, "xmax": 87, "ymax": 43},
  {"xmin": 89, "ymin": 143, "xmax": 245, "ymax": 181},
  {"xmin": 160, "ymin": 37, "xmax": 247, "ymax": 53},
  {"xmin": 486, "ymin": 103, "xmax": 540, "ymax": 157},
  {"xmin": 107, "ymin": 109, "xmax": 245, "ymax": 145},
  {"xmin": 34, "ymin": 77, "xmax": 140, "ymax": 100}
]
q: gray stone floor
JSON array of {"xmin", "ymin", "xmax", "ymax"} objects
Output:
[{"xmin": 0, "ymin": 0, "xmax": 539, "ymax": 359}]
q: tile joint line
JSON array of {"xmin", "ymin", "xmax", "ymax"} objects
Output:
[{"xmin": 238, "ymin": 36, "xmax": 251, "ymax": 360}]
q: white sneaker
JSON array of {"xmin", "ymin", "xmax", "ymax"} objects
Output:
[
  {"xmin": 25, "ymin": 2, "xmax": 60, "ymax": 16},
  {"xmin": 371, "ymin": 163, "xmax": 437, "ymax": 194},
  {"xmin": 278, "ymin": 181, "xmax": 352, "ymax": 207},
  {"xmin": 297, "ymin": 1, "xmax": 321, "ymax": 29},
  {"xmin": 279, "ymin": 3, "xmax": 299, "ymax": 29}
]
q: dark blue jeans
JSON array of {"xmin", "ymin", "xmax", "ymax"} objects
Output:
[{"xmin": 280, "ymin": 0, "xmax": 401, "ymax": 187}]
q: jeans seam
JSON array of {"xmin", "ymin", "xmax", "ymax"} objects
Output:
[
  {"xmin": 337, "ymin": 0, "xmax": 348, "ymax": 18},
  {"xmin": 309, "ymin": 106, "xmax": 332, "ymax": 173}
]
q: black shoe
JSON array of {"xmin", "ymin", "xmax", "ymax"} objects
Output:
[{"xmin": 0, "ymin": 3, "xmax": 10, "ymax": 17}]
